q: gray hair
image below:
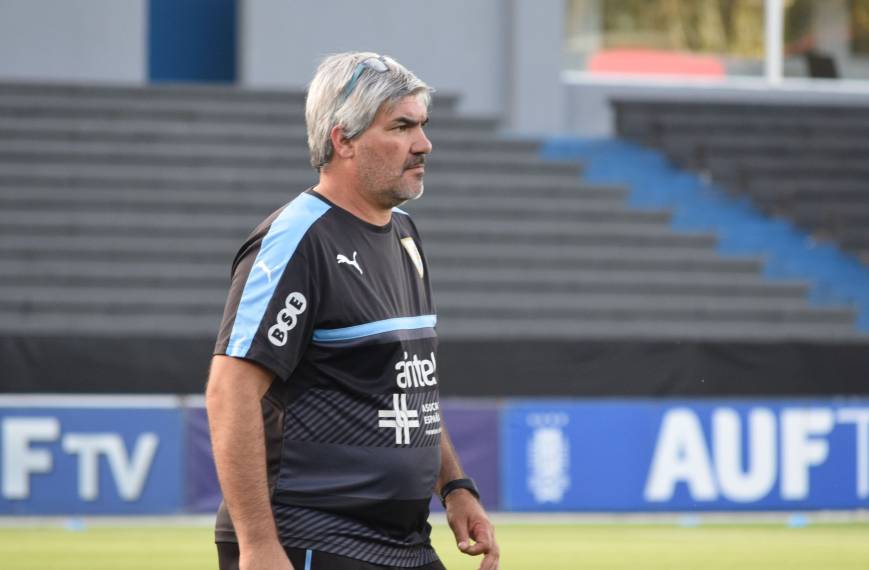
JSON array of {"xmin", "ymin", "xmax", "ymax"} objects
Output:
[{"xmin": 305, "ymin": 52, "xmax": 433, "ymax": 170}]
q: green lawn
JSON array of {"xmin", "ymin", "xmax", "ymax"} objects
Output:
[{"xmin": 0, "ymin": 522, "xmax": 867, "ymax": 569}]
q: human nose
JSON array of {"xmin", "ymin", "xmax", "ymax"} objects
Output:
[{"xmin": 413, "ymin": 127, "xmax": 432, "ymax": 155}]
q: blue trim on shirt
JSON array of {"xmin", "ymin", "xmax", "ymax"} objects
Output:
[
  {"xmin": 227, "ymin": 193, "xmax": 330, "ymax": 357},
  {"xmin": 311, "ymin": 326, "xmax": 436, "ymax": 348},
  {"xmin": 313, "ymin": 315, "xmax": 437, "ymax": 343},
  {"xmin": 304, "ymin": 549, "xmax": 312, "ymax": 570}
]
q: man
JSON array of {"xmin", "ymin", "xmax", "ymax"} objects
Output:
[{"xmin": 206, "ymin": 52, "xmax": 499, "ymax": 570}]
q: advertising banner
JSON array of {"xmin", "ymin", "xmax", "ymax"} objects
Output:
[
  {"xmin": 7, "ymin": 396, "xmax": 867, "ymax": 515},
  {"xmin": 0, "ymin": 398, "xmax": 184, "ymax": 515},
  {"xmin": 184, "ymin": 399, "xmax": 502, "ymax": 514},
  {"xmin": 185, "ymin": 406, "xmax": 221, "ymax": 513},
  {"xmin": 430, "ymin": 401, "xmax": 500, "ymax": 511},
  {"xmin": 502, "ymin": 399, "xmax": 869, "ymax": 511}
]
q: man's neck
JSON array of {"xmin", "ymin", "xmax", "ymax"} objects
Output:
[{"xmin": 315, "ymin": 176, "xmax": 392, "ymax": 227}]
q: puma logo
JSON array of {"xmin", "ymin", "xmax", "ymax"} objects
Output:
[
  {"xmin": 336, "ymin": 251, "xmax": 363, "ymax": 275},
  {"xmin": 255, "ymin": 260, "xmax": 279, "ymax": 283}
]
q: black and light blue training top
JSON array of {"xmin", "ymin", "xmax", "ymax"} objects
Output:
[{"xmin": 213, "ymin": 189, "xmax": 441, "ymax": 567}]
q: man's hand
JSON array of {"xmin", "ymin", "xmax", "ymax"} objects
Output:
[
  {"xmin": 239, "ymin": 539, "xmax": 295, "ymax": 570},
  {"xmin": 445, "ymin": 490, "xmax": 499, "ymax": 570}
]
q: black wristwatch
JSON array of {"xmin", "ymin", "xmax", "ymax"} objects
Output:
[{"xmin": 439, "ymin": 477, "xmax": 480, "ymax": 508}]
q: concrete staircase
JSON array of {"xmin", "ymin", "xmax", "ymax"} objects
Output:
[
  {"xmin": 614, "ymin": 100, "xmax": 869, "ymax": 265},
  {"xmin": 0, "ymin": 82, "xmax": 862, "ymax": 341}
]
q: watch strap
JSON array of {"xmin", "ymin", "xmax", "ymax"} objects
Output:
[{"xmin": 439, "ymin": 477, "xmax": 480, "ymax": 508}]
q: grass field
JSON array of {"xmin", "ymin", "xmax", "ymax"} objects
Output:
[{"xmin": 1, "ymin": 521, "xmax": 868, "ymax": 569}]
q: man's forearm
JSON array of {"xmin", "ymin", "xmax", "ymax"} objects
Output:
[
  {"xmin": 206, "ymin": 355, "xmax": 278, "ymax": 547},
  {"xmin": 436, "ymin": 425, "xmax": 466, "ymax": 494},
  {"xmin": 437, "ymin": 421, "xmax": 499, "ymax": 568}
]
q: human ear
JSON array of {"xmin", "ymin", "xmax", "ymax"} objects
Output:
[{"xmin": 330, "ymin": 126, "xmax": 355, "ymax": 159}]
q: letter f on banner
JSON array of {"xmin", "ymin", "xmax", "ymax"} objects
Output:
[
  {"xmin": 781, "ymin": 408, "xmax": 834, "ymax": 500},
  {"xmin": 1, "ymin": 418, "xmax": 60, "ymax": 499}
]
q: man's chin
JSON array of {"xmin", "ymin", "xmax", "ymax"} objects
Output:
[
  {"xmin": 394, "ymin": 182, "xmax": 424, "ymax": 204},
  {"xmin": 409, "ymin": 182, "xmax": 424, "ymax": 201}
]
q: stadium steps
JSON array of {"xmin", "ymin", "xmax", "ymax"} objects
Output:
[
  {"xmin": 0, "ymin": 241, "xmax": 767, "ymax": 273},
  {"xmin": 0, "ymin": 286, "xmax": 832, "ymax": 313},
  {"xmin": 0, "ymin": 203, "xmax": 669, "ymax": 226},
  {"xmin": 0, "ymin": 186, "xmax": 623, "ymax": 213},
  {"xmin": 614, "ymin": 99, "xmax": 869, "ymax": 264},
  {"xmin": 0, "ymin": 166, "xmax": 588, "ymax": 191},
  {"xmin": 673, "ymin": 153, "xmax": 869, "ymax": 177},
  {"xmin": 787, "ymin": 202, "xmax": 869, "ymax": 230},
  {"xmin": 732, "ymin": 180, "xmax": 869, "ymax": 205},
  {"xmin": 1, "ymin": 287, "xmax": 851, "ymax": 339},
  {"xmin": 2, "ymin": 311, "xmax": 859, "ymax": 341},
  {"xmin": 0, "ymin": 142, "xmax": 579, "ymax": 175},
  {"xmin": 0, "ymin": 119, "xmax": 539, "ymax": 152},
  {"xmin": 0, "ymin": 83, "xmax": 449, "ymax": 119},
  {"xmin": 0, "ymin": 82, "xmax": 862, "ymax": 341},
  {"xmin": 658, "ymin": 134, "xmax": 866, "ymax": 159},
  {"xmin": 701, "ymin": 156, "xmax": 869, "ymax": 180},
  {"xmin": 437, "ymin": 318, "xmax": 863, "ymax": 341},
  {"xmin": 559, "ymin": 136, "xmax": 869, "ymax": 333},
  {"xmin": 616, "ymin": 101, "xmax": 869, "ymax": 136},
  {"xmin": 0, "ymin": 261, "xmax": 808, "ymax": 299},
  {"xmin": 0, "ymin": 99, "xmax": 495, "ymax": 132}
]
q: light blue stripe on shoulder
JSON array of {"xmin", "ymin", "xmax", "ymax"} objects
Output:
[
  {"xmin": 226, "ymin": 193, "xmax": 330, "ymax": 357},
  {"xmin": 313, "ymin": 314, "xmax": 437, "ymax": 343}
]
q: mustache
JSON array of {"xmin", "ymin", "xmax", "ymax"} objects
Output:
[{"xmin": 404, "ymin": 156, "xmax": 426, "ymax": 170}]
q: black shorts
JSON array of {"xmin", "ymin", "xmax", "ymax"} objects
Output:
[{"xmin": 216, "ymin": 542, "xmax": 447, "ymax": 570}]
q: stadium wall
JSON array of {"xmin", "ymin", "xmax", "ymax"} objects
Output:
[
  {"xmin": 238, "ymin": 0, "xmax": 504, "ymax": 117},
  {"xmin": 238, "ymin": 0, "xmax": 566, "ymax": 132},
  {"xmin": 2, "ymin": 396, "xmax": 867, "ymax": 515},
  {"xmin": 0, "ymin": 0, "xmax": 567, "ymax": 132},
  {"xmin": 0, "ymin": 0, "xmax": 146, "ymax": 83},
  {"xmin": 3, "ymin": 337, "xmax": 869, "ymax": 397}
]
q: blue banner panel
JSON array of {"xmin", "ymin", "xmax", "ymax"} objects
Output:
[
  {"xmin": 430, "ymin": 401, "xmax": 501, "ymax": 512},
  {"xmin": 185, "ymin": 406, "xmax": 221, "ymax": 513},
  {"xmin": 502, "ymin": 399, "xmax": 869, "ymax": 511},
  {"xmin": 184, "ymin": 400, "xmax": 502, "ymax": 515},
  {"xmin": 0, "ymin": 406, "xmax": 183, "ymax": 514}
]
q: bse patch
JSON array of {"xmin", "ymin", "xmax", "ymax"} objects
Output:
[
  {"xmin": 268, "ymin": 292, "xmax": 307, "ymax": 346},
  {"xmin": 400, "ymin": 237, "xmax": 424, "ymax": 278}
]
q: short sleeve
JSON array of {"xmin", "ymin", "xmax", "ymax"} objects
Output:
[{"xmin": 214, "ymin": 194, "xmax": 329, "ymax": 380}]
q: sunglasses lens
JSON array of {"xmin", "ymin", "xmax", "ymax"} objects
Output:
[
  {"xmin": 340, "ymin": 56, "xmax": 390, "ymax": 104},
  {"xmin": 365, "ymin": 57, "xmax": 388, "ymax": 72}
]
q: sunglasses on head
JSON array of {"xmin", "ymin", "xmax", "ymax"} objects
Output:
[{"xmin": 338, "ymin": 55, "xmax": 390, "ymax": 104}]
